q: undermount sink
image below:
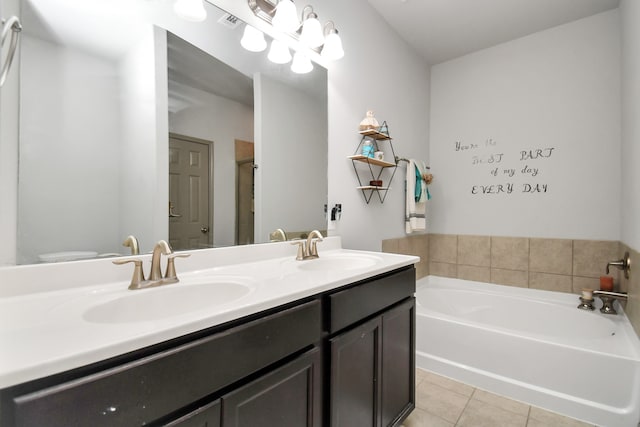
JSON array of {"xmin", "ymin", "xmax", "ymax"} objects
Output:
[
  {"xmin": 296, "ymin": 253, "xmax": 383, "ymax": 271},
  {"xmin": 83, "ymin": 280, "xmax": 253, "ymax": 324}
]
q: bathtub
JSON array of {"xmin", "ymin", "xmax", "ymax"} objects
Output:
[{"xmin": 415, "ymin": 276, "xmax": 640, "ymax": 427}]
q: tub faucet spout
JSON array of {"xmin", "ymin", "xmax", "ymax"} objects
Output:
[{"xmin": 605, "ymin": 251, "xmax": 630, "ymax": 279}]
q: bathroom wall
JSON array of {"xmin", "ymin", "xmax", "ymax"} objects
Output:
[
  {"xmin": 169, "ymin": 82, "xmax": 254, "ymax": 247},
  {"xmin": 620, "ymin": 0, "xmax": 640, "ymax": 336},
  {"xmin": 429, "ymin": 10, "xmax": 621, "ymax": 241},
  {"xmin": 119, "ymin": 25, "xmax": 168, "ymax": 255},
  {"xmin": 213, "ymin": 0, "xmax": 431, "ymax": 252},
  {"xmin": 254, "ymin": 73, "xmax": 327, "ymax": 244},
  {"xmin": 17, "ymin": 36, "xmax": 122, "ymax": 263},
  {"xmin": 0, "ymin": 0, "xmax": 19, "ymax": 266}
]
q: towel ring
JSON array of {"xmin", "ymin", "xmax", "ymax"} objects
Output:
[{"xmin": 1, "ymin": 16, "xmax": 22, "ymax": 88}]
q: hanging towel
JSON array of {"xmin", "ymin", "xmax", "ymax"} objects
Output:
[{"xmin": 405, "ymin": 159, "xmax": 426, "ymax": 233}]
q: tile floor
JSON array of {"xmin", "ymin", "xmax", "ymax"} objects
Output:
[{"xmin": 402, "ymin": 368, "xmax": 596, "ymax": 427}]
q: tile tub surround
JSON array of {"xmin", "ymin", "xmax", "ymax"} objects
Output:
[
  {"xmin": 382, "ymin": 234, "xmax": 640, "ymax": 338},
  {"xmin": 402, "ymin": 368, "xmax": 596, "ymax": 427}
]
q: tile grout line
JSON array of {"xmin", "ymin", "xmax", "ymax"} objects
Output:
[{"xmin": 453, "ymin": 386, "xmax": 476, "ymax": 426}]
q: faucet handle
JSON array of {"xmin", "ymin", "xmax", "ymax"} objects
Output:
[
  {"xmin": 113, "ymin": 258, "xmax": 146, "ymax": 289},
  {"xmin": 290, "ymin": 240, "xmax": 306, "ymax": 260},
  {"xmin": 165, "ymin": 253, "xmax": 191, "ymax": 281}
]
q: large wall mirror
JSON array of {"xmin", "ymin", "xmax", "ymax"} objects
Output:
[{"xmin": 15, "ymin": 0, "xmax": 328, "ymax": 264}]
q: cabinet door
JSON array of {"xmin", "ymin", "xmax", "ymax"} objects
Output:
[
  {"xmin": 165, "ymin": 400, "xmax": 221, "ymax": 427},
  {"xmin": 381, "ymin": 298, "xmax": 415, "ymax": 427},
  {"xmin": 222, "ymin": 348, "xmax": 321, "ymax": 427},
  {"xmin": 330, "ymin": 317, "xmax": 382, "ymax": 427}
]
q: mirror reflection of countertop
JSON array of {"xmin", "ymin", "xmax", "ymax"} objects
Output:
[{"xmin": 0, "ymin": 237, "xmax": 419, "ymax": 388}]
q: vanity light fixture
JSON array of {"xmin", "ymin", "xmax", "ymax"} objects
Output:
[
  {"xmin": 248, "ymin": 0, "xmax": 344, "ymax": 61},
  {"xmin": 267, "ymin": 39, "xmax": 292, "ymax": 64},
  {"xmin": 299, "ymin": 6, "xmax": 323, "ymax": 48},
  {"xmin": 321, "ymin": 21, "xmax": 344, "ymax": 61},
  {"xmin": 240, "ymin": 24, "xmax": 267, "ymax": 52},
  {"xmin": 174, "ymin": 0, "xmax": 207, "ymax": 22},
  {"xmin": 272, "ymin": 0, "xmax": 299, "ymax": 33},
  {"xmin": 291, "ymin": 51, "xmax": 313, "ymax": 74}
]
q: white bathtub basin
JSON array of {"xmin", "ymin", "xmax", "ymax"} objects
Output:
[
  {"xmin": 83, "ymin": 281, "xmax": 253, "ymax": 323},
  {"xmin": 415, "ymin": 275, "xmax": 640, "ymax": 427}
]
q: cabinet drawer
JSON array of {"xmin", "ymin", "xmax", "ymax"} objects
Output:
[
  {"xmin": 12, "ymin": 300, "xmax": 322, "ymax": 427},
  {"xmin": 328, "ymin": 267, "xmax": 415, "ymax": 333}
]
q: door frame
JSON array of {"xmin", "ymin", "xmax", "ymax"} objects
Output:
[{"xmin": 169, "ymin": 132, "xmax": 214, "ymax": 248}]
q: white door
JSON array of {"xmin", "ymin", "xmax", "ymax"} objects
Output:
[{"xmin": 169, "ymin": 135, "xmax": 212, "ymax": 250}]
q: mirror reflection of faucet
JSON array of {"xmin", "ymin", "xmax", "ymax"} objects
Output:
[
  {"xmin": 122, "ymin": 235, "xmax": 140, "ymax": 255},
  {"xmin": 113, "ymin": 240, "xmax": 190, "ymax": 290}
]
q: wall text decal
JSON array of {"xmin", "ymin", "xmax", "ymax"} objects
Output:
[{"xmin": 453, "ymin": 139, "xmax": 556, "ymax": 196}]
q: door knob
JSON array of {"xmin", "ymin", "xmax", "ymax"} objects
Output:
[{"xmin": 201, "ymin": 226, "xmax": 209, "ymax": 234}]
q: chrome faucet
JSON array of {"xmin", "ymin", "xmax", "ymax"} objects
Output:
[
  {"xmin": 593, "ymin": 290, "xmax": 628, "ymax": 315},
  {"xmin": 114, "ymin": 240, "xmax": 190, "ymax": 290},
  {"xmin": 606, "ymin": 251, "xmax": 631, "ymax": 279},
  {"xmin": 290, "ymin": 230, "xmax": 324, "ymax": 260}
]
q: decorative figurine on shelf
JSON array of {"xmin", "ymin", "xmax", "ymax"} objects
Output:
[{"xmin": 359, "ymin": 110, "xmax": 379, "ymax": 131}]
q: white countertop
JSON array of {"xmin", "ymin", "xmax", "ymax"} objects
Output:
[{"xmin": 0, "ymin": 237, "xmax": 418, "ymax": 388}]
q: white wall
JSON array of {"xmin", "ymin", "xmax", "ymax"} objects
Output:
[
  {"xmin": 119, "ymin": 25, "xmax": 168, "ymax": 255},
  {"xmin": 429, "ymin": 10, "xmax": 621, "ymax": 240},
  {"xmin": 169, "ymin": 89, "xmax": 254, "ymax": 247},
  {"xmin": 0, "ymin": 0, "xmax": 20, "ymax": 265},
  {"xmin": 621, "ymin": 0, "xmax": 640, "ymax": 251},
  {"xmin": 254, "ymin": 73, "xmax": 327, "ymax": 242},
  {"xmin": 17, "ymin": 36, "xmax": 122, "ymax": 263},
  {"xmin": 212, "ymin": 0, "xmax": 431, "ymax": 251}
]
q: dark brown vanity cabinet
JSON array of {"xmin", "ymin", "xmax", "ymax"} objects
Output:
[
  {"xmin": 328, "ymin": 267, "xmax": 416, "ymax": 427},
  {"xmin": 0, "ymin": 265, "xmax": 415, "ymax": 427}
]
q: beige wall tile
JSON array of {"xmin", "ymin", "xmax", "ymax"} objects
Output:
[
  {"xmin": 430, "ymin": 262, "xmax": 457, "ymax": 278},
  {"xmin": 572, "ymin": 276, "xmax": 600, "ymax": 294},
  {"xmin": 429, "ymin": 234, "xmax": 457, "ymax": 263},
  {"xmin": 529, "ymin": 238, "xmax": 572, "ymax": 275},
  {"xmin": 381, "ymin": 238, "xmax": 399, "ymax": 254},
  {"xmin": 491, "ymin": 237, "xmax": 529, "ymax": 270},
  {"xmin": 573, "ymin": 239, "xmax": 620, "ymax": 278},
  {"xmin": 458, "ymin": 235, "xmax": 491, "ymax": 267},
  {"xmin": 491, "ymin": 269, "xmax": 528, "ymax": 288},
  {"xmin": 458, "ymin": 265, "xmax": 491, "ymax": 282},
  {"xmin": 529, "ymin": 272, "xmax": 573, "ymax": 293}
]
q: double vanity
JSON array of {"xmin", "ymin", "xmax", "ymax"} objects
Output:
[{"xmin": 0, "ymin": 237, "xmax": 418, "ymax": 426}]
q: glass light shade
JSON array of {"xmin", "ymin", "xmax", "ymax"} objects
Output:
[
  {"xmin": 300, "ymin": 16, "xmax": 324, "ymax": 48},
  {"xmin": 173, "ymin": 0, "xmax": 207, "ymax": 22},
  {"xmin": 291, "ymin": 52, "xmax": 313, "ymax": 74},
  {"xmin": 240, "ymin": 25, "xmax": 267, "ymax": 52},
  {"xmin": 272, "ymin": 0, "xmax": 299, "ymax": 33},
  {"xmin": 321, "ymin": 31, "xmax": 344, "ymax": 60},
  {"xmin": 268, "ymin": 39, "xmax": 292, "ymax": 64}
]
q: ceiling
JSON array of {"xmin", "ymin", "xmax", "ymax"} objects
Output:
[{"xmin": 366, "ymin": 0, "xmax": 620, "ymax": 65}]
